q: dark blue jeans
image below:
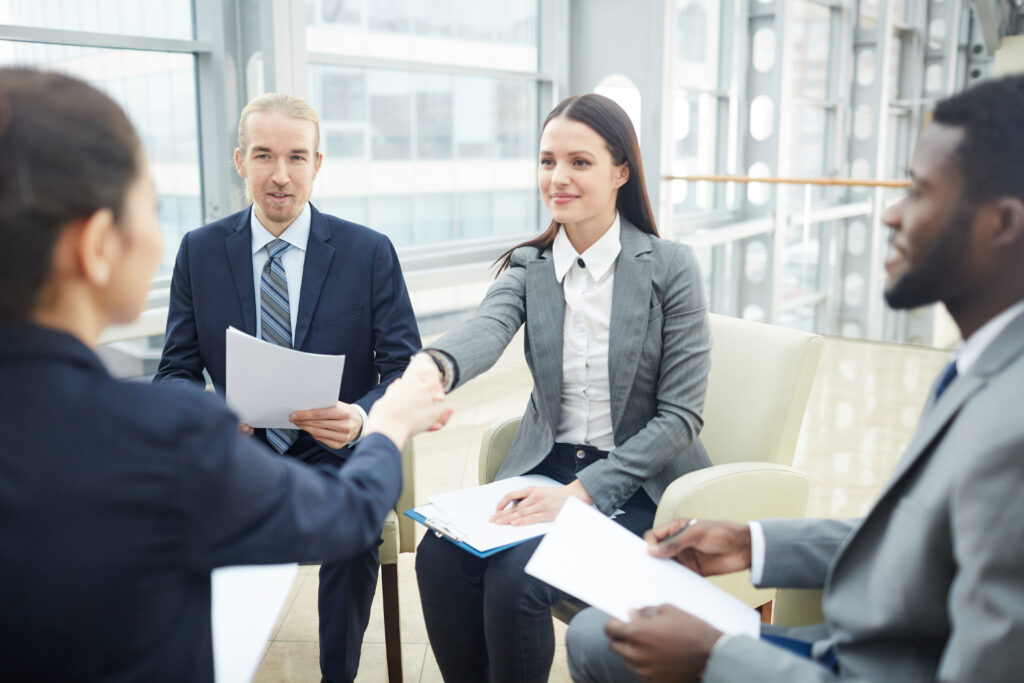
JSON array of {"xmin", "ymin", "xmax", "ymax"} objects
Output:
[{"xmin": 416, "ymin": 444, "xmax": 657, "ymax": 683}]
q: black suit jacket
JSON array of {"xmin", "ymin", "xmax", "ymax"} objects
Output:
[
  {"xmin": 154, "ymin": 204, "xmax": 420, "ymax": 463},
  {"xmin": 0, "ymin": 322, "xmax": 403, "ymax": 681}
]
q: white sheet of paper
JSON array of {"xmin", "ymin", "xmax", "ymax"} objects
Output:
[
  {"xmin": 525, "ymin": 497, "xmax": 760, "ymax": 636},
  {"xmin": 211, "ymin": 563, "xmax": 298, "ymax": 683},
  {"xmin": 225, "ymin": 327, "xmax": 345, "ymax": 428},
  {"xmin": 425, "ymin": 475, "xmax": 562, "ymax": 552}
]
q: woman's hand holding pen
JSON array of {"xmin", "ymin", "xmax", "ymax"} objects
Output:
[
  {"xmin": 490, "ymin": 480, "xmax": 593, "ymax": 526},
  {"xmin": 645, "ymin": 518, "xmax": 752, "ymax": 577}
]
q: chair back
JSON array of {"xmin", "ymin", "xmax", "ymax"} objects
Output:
[{"xmin": 700, "ymin": 313, "xmax": 824, "ymax": 467}]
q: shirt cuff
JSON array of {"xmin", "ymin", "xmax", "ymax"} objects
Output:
[
  {"xmin": 748, "ymin": 521, "xmax": 766, "ymax": 585},
  {"xmin": 350, "ymin": 403, "xmax": 369, "ymax": 445}
]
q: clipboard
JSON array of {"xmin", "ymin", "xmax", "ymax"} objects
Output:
[{"xmin": 404, "ymin": 505, "xmax": 545, "ymax": 558}]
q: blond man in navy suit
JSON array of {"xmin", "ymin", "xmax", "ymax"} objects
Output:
[{"xmin": 155, "ymin": 94, "xmax": 420, "ymax": 683}]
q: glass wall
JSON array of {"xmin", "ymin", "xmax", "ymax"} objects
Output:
[
  {"xmin": 668, "ymin": 0, "xmax": 727, "ymax": 220},
  {"xmin": 0, "ymin": 0, "xmax": 202, "ymax": 275},
  {"xmin": 305, "ymin": 0, "xmax": 541, "ymax": 250}
]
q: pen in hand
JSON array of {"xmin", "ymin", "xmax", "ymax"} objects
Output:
[{"xmin": 658, "ymin": 517, "xmax": 698, "ymax": 549}]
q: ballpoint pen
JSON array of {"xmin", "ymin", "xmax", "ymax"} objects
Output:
[{"xmin": 658, "ymin": 517, "xmax": 698, "ymax": 548}]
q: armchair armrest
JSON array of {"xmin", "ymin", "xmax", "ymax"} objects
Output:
[
  {"xmin": 479, "ymin": 416, "xmax": 522, "ymax": 484},
  {"xmin": 772, "ymin": 588, "xmax": 825, "ymax": 627},
  {"xmin": 653, "ymin": 463, "xmax": 810, "ymax": 609}
]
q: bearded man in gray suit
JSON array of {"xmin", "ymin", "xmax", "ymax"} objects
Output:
[{"xmin": 565, "ymin": 74, "xmax": 1024, "ymax": 683}]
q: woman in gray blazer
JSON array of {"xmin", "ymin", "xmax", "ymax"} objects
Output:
[{"xmin": 416, "ymin": 93, "xmax": 712, "ymax": 683}]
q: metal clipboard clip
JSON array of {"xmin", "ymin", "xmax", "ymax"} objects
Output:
[{"xmin": 423, "ymin": 516, "xmax": 466, "ymax": 543}]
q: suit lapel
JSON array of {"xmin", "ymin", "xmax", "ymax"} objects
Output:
[
  {"xmin": 608, "ymin": 221, "xmax": 653, "ymax": 431},
  {"xmin": 226, "ymin": 210, "xmax": 257, "ymax": 335},
  {"xmin": 525, "ymin": 250, "xmax": 564, "ymax": 431},
  {"xmin": 294, "ymin": 206, "xmax": 335, "ymax": 350}
]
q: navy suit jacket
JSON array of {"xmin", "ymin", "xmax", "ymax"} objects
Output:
[
  {"xmin": 0, "ymin": 322, "xmax": 403, "ymax": 682},
  {"xmin": 155, "ymin": 204, "xmax": 420, "ymax": 462}
]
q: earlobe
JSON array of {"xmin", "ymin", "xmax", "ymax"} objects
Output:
[{"xmin": 234, "ymin": 148, "xmax": 245, "ymax": 177}]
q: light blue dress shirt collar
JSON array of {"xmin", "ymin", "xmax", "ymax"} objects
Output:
[
  {"xmin": 250, "ymin": 202, "xmax": 312, "ymax": 256},
  {"xmin": 250, "ymin": 203, "xmax": 311, "ymax": 341}
]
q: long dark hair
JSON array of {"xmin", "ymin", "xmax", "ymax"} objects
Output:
[
  {"xmin": 0, "ymin": 68, "xmax": 141, "ymax": 319},
  {"xmin": 495, "ymin": 93, "xmax": 658, "ymax": 273}
]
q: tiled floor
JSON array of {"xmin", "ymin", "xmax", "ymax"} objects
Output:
[{"xmin": 253, "ymin": 330, "xmax": 950, "ymax": 682}]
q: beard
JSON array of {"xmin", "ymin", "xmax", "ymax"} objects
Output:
[{"xmin": 884, "ymin": 204, "xmax": 973, "ymax": 310}]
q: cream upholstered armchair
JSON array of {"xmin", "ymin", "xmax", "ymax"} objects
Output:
[{"xmin": 479, "ymin": 313, "xmax": 825, "ymax": 620}]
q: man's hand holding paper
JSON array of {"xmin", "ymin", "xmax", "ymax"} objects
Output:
[{"xmin": 290, "ymin": 401, "xmax": 364, "ymax": 449}]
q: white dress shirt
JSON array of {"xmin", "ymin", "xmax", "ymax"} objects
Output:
[
  {"xmin": 249, "ymin": 203, "xmax": 367, "ymax": 436},
  {"xmin": 250, "ymin": 203, "xmax": 311, "ymax": 340},
  {"xmin": 551, "ymin": 214, "xmax": 621, "ymax": 452},
  {"xmin": 747, "ymin": 297, "xmax": 1024, "ymax": 584}
]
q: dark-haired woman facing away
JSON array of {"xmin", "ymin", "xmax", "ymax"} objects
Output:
[
  {"xmin": 415, "ymin": 93, "xmax": 712, "ymax": 682},
  {"xmin": 0, "ymin": 68, "xmax": 449, "ymax": 682}
]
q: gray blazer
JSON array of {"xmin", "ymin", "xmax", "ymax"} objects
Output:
[
  {"xmin": 431, "ymin": 219, "xmax": 711, "ymax": 514},
  {"xmin": 705, "ymin": 310, "xmax": 1024, "ymax": 683}
]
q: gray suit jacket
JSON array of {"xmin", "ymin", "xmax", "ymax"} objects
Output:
[
  {"xmin": 705, "ymin": 310, "xmax": 1024, "ymax": 682},
  {"xmin": 430, "ymin": 220, "xmax": 711, "ymax": 514}
]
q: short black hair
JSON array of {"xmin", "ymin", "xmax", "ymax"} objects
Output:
[{"xmin": 932, "ymin": 73, "xmax": 1024, "ymax": 206}]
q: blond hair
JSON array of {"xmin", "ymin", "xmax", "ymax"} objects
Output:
[{"xmin": 237, "ymin": 92, "xmax": 321, "ymax": 154}]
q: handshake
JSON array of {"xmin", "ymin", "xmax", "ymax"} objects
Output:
[{"xmin": 363, "ymin": 353, "xmax": 454, "ymax": 448}]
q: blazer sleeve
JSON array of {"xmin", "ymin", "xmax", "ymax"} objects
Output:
[
  {"xmin": 180, "ymin": 397, "xmax": 402, "ymax": 571},
  {"xmin": 758, "ymin": 518, "xmax": 857, "ymax": 589},
  {"xmin": 153, "ymin": 232, "xmax": 206, "ymax": 387},
  {"xmin": 576, "ymin": 243, "xmax": 711, "ymax": 512},
  {"xmin": 939, "ymin": 433, "xmax": 1024, "ymax": 682},
  {"xmin": 427, "ymin": 251, "xmax": 529, "ymax": 384},
  {"xmin": 353, "ymin": 235, "xmax": 421, "ymax": 415}
]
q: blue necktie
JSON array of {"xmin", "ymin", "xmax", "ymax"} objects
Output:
[
  {"xmin": 261, "ymin": 239, "xmax": 299, "ymax": 453},
  {"xmin": 932, "ymin": 360, "xmax": 958, "ymax": 401}
]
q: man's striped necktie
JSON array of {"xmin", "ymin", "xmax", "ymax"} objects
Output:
[{"xmin": 261, "ymin": 238, "xmax": 299, "ymax": 453}]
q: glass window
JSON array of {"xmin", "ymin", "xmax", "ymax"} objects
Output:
[
  {"xmin": 459, "ymin": 192, "xmax": 493, "ymax": 239},
  {"xmin": 416, "ymin": 74, "xmax": 454, "ymax": 159},
  {"xmin": 369, "ymin": 0, "xmax": 409, "ymax": 33},
  {"xmin": 413, "ymin": 0, "xmax": 452, "ymax": 37},
  {"xmin": 320, "ymin": 0, "xmax": 363, "ymax": 26},
  {"xmin": 790, "ymin": 0, "xmax": 831, "ymax": 101},
  {"xmin": 496, "ymin": 81, "xmax": 532, "ymax": 159},
  {"xmin": 493, "ymin": 0, "xmax": 536, "ymax": 45},
  {"xmin": 493, "ymin": 190, "xmax": 534, "ymax": 236},
  {"xmin": 415, "ymin": 193, "xmax": 455, "ymax": 243},
  {"xmin": 454, "ymin": 0, "xmax": 490, "ymax": 41},
  {"xmin": 0, "ymin": 0, "xmax": 194, "ymax": 40},
  {"xmin": 368, "ymin": 70, "xmax": 412, "ymax": 160},
  {"xmin": 786, "ymin": 105, "xmax": 828, "ymax": 202},
  {"xmin": 370, "ymin": 195, "xmax": 413, "ymax": 246},
  {"xmin": 306, "ymin": 0, "xmax": 538, "ymax": 72},
  {"xmin": 318, "ymin": 196, "xmax": 369, "ymax": 226},
  {"xmin": 454, "ymin": 77, "xmax": 496, "ymax": 158},
  {"xmin": 0, "ymin": 41, "xmax": 202, "ymax": 274},
  {"xmin": 675, "ymin": 0, "xmax": 718, "ymax": 90}
]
